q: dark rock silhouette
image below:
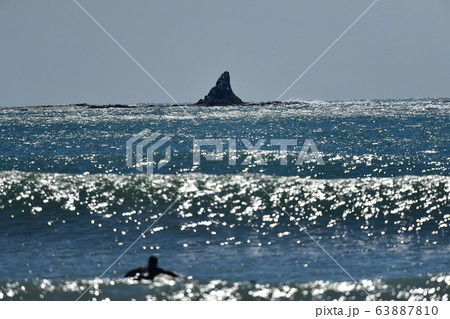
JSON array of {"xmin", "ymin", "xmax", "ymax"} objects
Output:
[{"xmin": 196, "ymin": 71, "xmax": 244, "ymax": 106}]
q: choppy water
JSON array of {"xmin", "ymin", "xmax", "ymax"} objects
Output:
[{"xmin": 0, "ymin": 99, "xmax": 449, "ymax": 300}]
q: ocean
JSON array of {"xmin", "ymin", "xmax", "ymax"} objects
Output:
[{"xmin": 0, "ymin": 98, "xmax": 449, "ymax": 300}]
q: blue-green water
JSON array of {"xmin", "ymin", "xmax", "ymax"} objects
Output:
[{"xmin": 0, "ymin": 99, "xmax": 449, "ymax": 300}]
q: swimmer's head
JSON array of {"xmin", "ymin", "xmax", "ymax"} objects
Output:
[{"xmin": 148, "ymin": 256, "xmax": 158, "ymax": 267}]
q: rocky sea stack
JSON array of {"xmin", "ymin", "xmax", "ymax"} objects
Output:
[{"xmin": 196, "ymin": 71, "xmax": 244, "ymax": 106}]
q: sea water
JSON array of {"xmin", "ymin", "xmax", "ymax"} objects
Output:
[{"xmin": 0, "ymin": 98, "xmax": 448, "ymax": 300}]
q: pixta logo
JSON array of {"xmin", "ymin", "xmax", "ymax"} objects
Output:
[
  {"xmin": 126, "ymin": 129, "xmax": 171, "ymax": 174},
  {"xmin": 126, "ymin": 131, "xmax": 325, "ymax": 174},
  {"xmin": 193, "ymin": 138, "xmax": 325, "ymax": 166}
]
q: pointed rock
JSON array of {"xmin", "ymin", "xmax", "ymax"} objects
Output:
[{"xmin": 196, "ymin": 71, "xmax": 244, "ymax": 106}]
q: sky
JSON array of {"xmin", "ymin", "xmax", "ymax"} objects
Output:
[{"xmin": 1, "ymin": 0, "xmax": 450, "ymax": 107}]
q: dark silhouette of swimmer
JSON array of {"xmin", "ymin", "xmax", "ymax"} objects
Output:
[{"xmin": 124, "ymin": 256, "xmax": 178, "ymax": 280}]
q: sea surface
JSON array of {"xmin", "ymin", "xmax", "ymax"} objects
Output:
[{"xmin": 0, "ymin": 98, "xmax": 449, "ymax": 301}]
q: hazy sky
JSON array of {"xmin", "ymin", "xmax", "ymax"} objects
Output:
[{"xmin": 1, "ymin": 0, "xmax": 450, "ymax": 106}]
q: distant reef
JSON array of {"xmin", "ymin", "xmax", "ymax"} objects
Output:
[
  {"xmin": 0, "ymin": 71, "xmax": 307, "ymax": 110},
  {"xmin": 1, "ymin": 100, "xmax": 304, "ymax": 111}
]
